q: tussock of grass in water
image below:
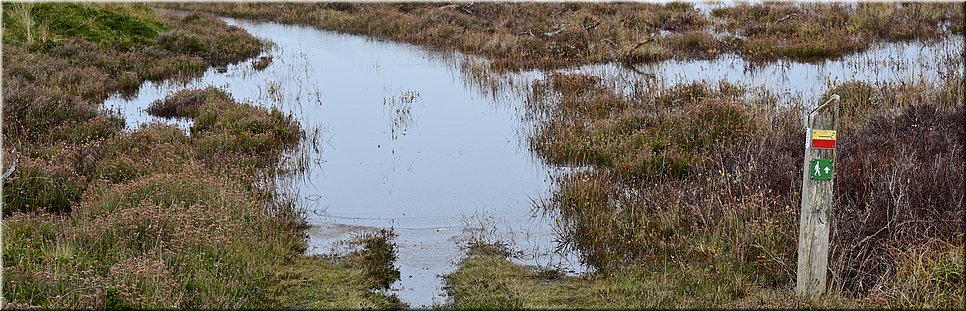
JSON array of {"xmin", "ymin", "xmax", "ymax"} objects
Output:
[
  {"xmin": 2, "ymin": 3, "xmax": 403, "ymax": 309},
  {"xmin": 252, "ymin": 55, "xmax": 273, "ymax": 71},
  {"xmin": 147, "ymin": 88, "xmax": 302, "ymax": 178},
  {"xmin": 265, "ymin": 230, "xmax": 403, "ymax": 309}
]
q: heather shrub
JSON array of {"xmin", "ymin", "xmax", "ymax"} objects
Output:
[{"xmin": 832, "ymin": 103, "xmax": 964, "ymax": 296}]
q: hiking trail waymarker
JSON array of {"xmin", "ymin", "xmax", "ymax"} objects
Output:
[
  {"xmin": 809, "ymin": 159, "xmax": 833, "ymax": 181},
  {"xmin": 810, "ymin": 129, "xmax": 837, "ymax": 149},
  {"xmin": 797, "ymin": 94, "xmax": 839, "ymax": 298}
]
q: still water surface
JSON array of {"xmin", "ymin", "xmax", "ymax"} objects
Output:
[{"xmin": 103, "ymin": 15, "xmax": 963, "ymax": 308}]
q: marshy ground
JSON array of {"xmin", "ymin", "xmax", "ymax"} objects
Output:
[
  {"xmin": 3, "ymin": 2, "xmax": 964, "ymax": 309},
  {"xmin": 164, "ymin": 2, "xmax": 962, "ymax": 69}
]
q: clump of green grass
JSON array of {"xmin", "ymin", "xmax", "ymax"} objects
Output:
[
  {"xmin": 5, "ymin": 173, "xmax": 261, "ymax": 308},
  {"xmin": 1, "ymin": 157, "xmax": 83, "ymax": 215},
  {"xmin": 1, "ymin": 3, "xmax": 166, "ymax": 51},
  {"xmin": 664, "ymin": 30, "xmax": 724, "ymax": 60},
  {"xmin": 146, "ymin": 88, "xmax": 220, "ymax": 118},
  {"xmin": 883, "ymin": 239, "xmax": 963, "ymax": 308},
  {"xmin": 268, "ymin": 231, "xmax": 405, "ymax": 309},
  {"xmin": 90, "ymin": 124, "xmax": 196, "ymax": 184},
  {"xmin": 353, "ymin": 229, "xmax": 402, "ymax": 290},
  {"xmin": 252, "ymin": 55, "xmax": 273, "ymax": 71},
  {"xmin": 4, "ymin": 169, "xmax": 400, "ymax": 309},
  {"xmin": 155, "ymin": 12, "xmax": 262, "ymax": 66}
]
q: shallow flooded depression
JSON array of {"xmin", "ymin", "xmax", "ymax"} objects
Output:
[{"xmin": 103, "ymin": 15, "xmax": 963, "ymax": 308}]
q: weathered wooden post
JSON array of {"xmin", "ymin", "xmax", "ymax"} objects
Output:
[{"xmin": 796, "ymin": 94, "xmax": 840, "ymax": 297}]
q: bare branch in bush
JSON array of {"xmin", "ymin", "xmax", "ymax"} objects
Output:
[{"xmin": 2, "ymin": 149, "xmax": 19, "ymax": 183}]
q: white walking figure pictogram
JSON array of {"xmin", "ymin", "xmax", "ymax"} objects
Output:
[{"xmin": 814, "ymin": 161, "xmax": 821, "ymax": 176}]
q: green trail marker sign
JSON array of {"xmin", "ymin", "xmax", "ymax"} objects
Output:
[{"xmin": 809, "ymin": 159, "xmax": 833, "ymax": 181}]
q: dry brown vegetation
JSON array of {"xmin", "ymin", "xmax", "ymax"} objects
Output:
[
  {"xmin": 712, "ymin": 2, "xmax": 964, "ymax": 61},
  {"xmin": 160, "ymin": 2, "xmax": 712, "ymax": 70}
]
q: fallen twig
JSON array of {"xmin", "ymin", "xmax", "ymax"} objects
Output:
[
  {"xmin": 775, "ymin": 13, "xmax": 800, "ymax": 24},
  {"xmin": 623, "ymin": 33, "xmax": 656, "ymax": 55},
  {"xmin": 543, "ymin": 24, "xmax": 566, "ymax": 38}
]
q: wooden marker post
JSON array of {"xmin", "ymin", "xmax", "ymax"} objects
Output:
[{"xmin": 797, "ymin": 94, "xmax": 840, "ymax": 297}]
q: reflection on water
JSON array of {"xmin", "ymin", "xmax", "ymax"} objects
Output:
[{"xmin": 102, "ymin": 13, "xmax": 963, "ymax": 308}]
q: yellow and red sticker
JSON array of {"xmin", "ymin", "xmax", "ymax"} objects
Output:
[{"xmin": 811, "ymin": 129, "xmax": 836, "ymax": 149}]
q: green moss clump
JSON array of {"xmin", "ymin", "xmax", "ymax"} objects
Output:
[{"xmin": 2, "ymin": 3, "xmax": 167, "ymax": 50}]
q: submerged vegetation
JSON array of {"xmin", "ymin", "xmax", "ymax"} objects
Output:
[
  {"xmin": 2, "ymin": 3, "xmax": 401, "ymax": 309},
  {"xmin": 161, "ymin": 2, "xmax": 962, "ymax": 70}
]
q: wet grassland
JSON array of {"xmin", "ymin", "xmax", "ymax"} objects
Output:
[
  {"xmin": 163, "ymin": 2, "xmax": 962, "ymax": 70},
  {"xmin": 167, "ymin": 2, "xmax": 966, "ymax": 308},
  {"xmin": 3, "ymin": 2, "xmax": 964, "ymax": 309},
  {"xmin": 2, "ymin": 3, "xmax": 402, "ymax": 308}
]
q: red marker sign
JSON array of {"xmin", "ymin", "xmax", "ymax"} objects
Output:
[{"xmin": 811, "ymin": 129, "xmax": 836, "ymax": 149}]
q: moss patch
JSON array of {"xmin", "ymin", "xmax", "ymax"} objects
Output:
[{"xmin": 2, "ymin": 3, "xmax": 167, "ymax": 50}]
